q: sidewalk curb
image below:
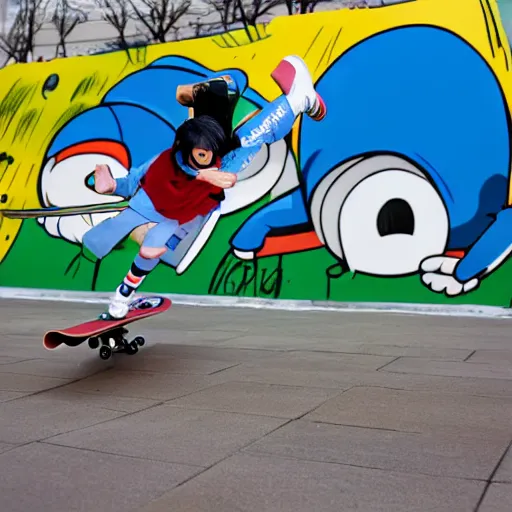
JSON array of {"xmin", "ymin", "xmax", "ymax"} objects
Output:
[{"xmin": 1, "ymin": 286, "xmax": 512, "ymax": 319}]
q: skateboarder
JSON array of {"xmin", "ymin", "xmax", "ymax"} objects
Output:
[{"xmin": 83, "ymin": 55, "xmax": 327, "ymax": 319}]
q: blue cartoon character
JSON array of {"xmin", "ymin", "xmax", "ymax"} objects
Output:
[
  {"xmin": 40, "ymin": 54, "xmax": 326, "ymax": 318},
  {"xmin": 227, "ymin": 25, "xmax": 512, "ymax": 297},
  {"xmin": 37, "ymin": 55, "xmax": 301, "ymax": 277}
]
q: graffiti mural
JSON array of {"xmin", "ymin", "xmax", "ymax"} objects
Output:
[{"xmin": 2, "ymin": 0, "xmax": 512, "ymax": 308}]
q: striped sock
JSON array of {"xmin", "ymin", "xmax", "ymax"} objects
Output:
[{"xmin": 118, "ymin": 256, "xmax": 159, "ymax": 298}]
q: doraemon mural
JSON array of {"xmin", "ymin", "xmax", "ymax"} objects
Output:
[
  {"xmin": 227, "ymin": 25, "xmax": 512, "ymax": 298},
  {"xmin": 2, "ymin": 0, "xmax": 512, "ymax": 306}
]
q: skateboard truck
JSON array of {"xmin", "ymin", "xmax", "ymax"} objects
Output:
[{"xmin": 87, "ymin": 327, "xmax": 146, "ymax": 360}]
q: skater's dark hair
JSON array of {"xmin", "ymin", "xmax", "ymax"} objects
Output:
[{"xmin": 174, "ymin": 115, "xmax": 228, "ymax": 167}]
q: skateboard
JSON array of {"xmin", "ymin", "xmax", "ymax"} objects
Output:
[
  {"xmin": 43, "ymin": 296, "xmax": 172, "ymax": 360},
  {"xmin": 0, "ymin": 202, "xmax": 128, "ymax": 219}
]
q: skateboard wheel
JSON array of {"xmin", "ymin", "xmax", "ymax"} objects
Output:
[
  {"xmin": 88, "ymin": 337, "xmax": 100, "ymax": 349},
  {"xmin": 127, "ymin": 341, "xmax": 139, "ymax": 355},
  {"xmin": 99, "ymin": 346, "xmax": 112, "ymax": 360},
  {"xmin": 134, "ymin": 336, "xmax": 145, "ymax": 347}
]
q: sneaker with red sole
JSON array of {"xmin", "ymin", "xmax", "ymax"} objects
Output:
[{"xmin": 271, "ymin": 55, "xmax": 327, "ymax": 121}]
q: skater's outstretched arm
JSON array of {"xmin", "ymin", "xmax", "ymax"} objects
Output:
[
  {"xmin": 220, "ymin": 145, "xmax": 262, "ymax": 175},
  {"xmin": 114, "ymin": 158, "xmax": 155, "ymax": 197},
  {"xmin": 94, "ymin": 158, "xmax": 155, "ymax": 198}
]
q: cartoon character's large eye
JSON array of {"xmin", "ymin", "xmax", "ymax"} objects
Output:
[
  {"xmin": 41, "ymin": 153, "xmax": 127, "ymax": 207},
  {"xmin": 38, "ymin": 153, "xmax": 129, "ymax": 244},
  {"xmin": 310, "ymin": 154, "xmax": 449, "ymax": 276}
]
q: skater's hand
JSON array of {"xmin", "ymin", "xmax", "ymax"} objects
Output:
[
  {"xmin": 196, "ymin": 169, "xmax": 237, "ymax": 189},
  {"xmin": 94, "ymin": 164, "xmax": 116, "ymax": 194},
  {"xmin": 420, "ymin": 256, "xmax": 479, "ymax": 296}
]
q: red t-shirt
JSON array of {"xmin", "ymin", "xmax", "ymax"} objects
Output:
[{"xmin": 141, "ymin": 147, "xmax": 223, "ymax": 224}]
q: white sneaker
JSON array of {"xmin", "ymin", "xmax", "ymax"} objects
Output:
[
  {"xmin": 271, "ymin": 55, "xmax": 326, "ymax": 121},
  {"xmin": 108, "ymin": 286, "xmax": 132, "ymax": 319}
]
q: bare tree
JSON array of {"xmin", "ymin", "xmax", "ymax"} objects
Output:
[
  {"xmin": 128, "ymin": 0, "xmax": 192, "ymax": 43},
  {"xmin": 194, "ymin": 0, "xmax": 331, "ymax": 43},
  {"xmin": 0, "ymin": 16, "xmax": 25, "ymax": 63},
  {"xmin": 202, "ymin": 0, "xmax": 238, "ymax": 31},
  {"xmin": 52, "ymin": 0, "xmax": 88, "ymax": 57},
  {"xmin": 339, "ymin": 0, "xmax": 401, "ymax": 7},
  {"xmin": 196, "ymin": 0, "xmax": 277, "ymax": 43},
  {"xmin": 284, "ymin": 0, "xmax": 330, "ymax": 14},
  {"xmin": 95, "ymin": 0, "xmax": 134, "ymax": 54},
  {"xmin": 0, "ymin": 0, "xmax": 48, "ymax": 63},
  {"xmin": 238, "ymin": 0, "xmax": 283, "ymax": 26}
]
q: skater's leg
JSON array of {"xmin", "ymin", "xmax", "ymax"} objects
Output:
[
  {"xmin": 234, "ymin": 56, "xmax": 326, "ymax": 149},
  {"xmin": 109, "ymin": 253, "xmax": 161, "ymax": 318},
  {"xmin": 159, "ymin": 215, "xmax": 206, "ymax": 269},
  {"xmin": 83, "ymin": 207, "xmax": 148, "ymax": 259},
  {"xmin": 270, "ymin": 55, "xmax": 326, "ymax": 121},
  {"xmin": 108, "ymin": 219, "xmax": 179, "ymax": 318}
]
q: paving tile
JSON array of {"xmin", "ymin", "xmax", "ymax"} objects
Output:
[
  {"xmin": 0, "ymin": 442, "xmax": 15, "ymax": 454},
  {"xmin": 219, "ymin": 324, "xmax": 508, "ymax": 348},
  {"xmin": 210, "ymin": 363, "xmax": 360, "ymax": 389},
  {"xmin": 47, "ymin": 405, "xmax": 286, "ymax": 467},
  {"xmin": 0, "ymin": 442, "xmax": 197, "ymax": 512},
  {"xmin": 0, "ymin": 392, "xmax": 125, "ymax": 443},
  {"xmin": 0, "ymin": 372, "xmax": 71, "ymax": 392},
  {"xmin": 0, "ymin": 357, "xmax": 109, "ymax": 379},
  {"xmin": 214, "ymin": 362, "xmax": 512, "ymax": 397},
  {"xmin": 224, "ymin": 324, "xmax": 383, "ymax": 341},
  {"xmin": 245, "ymin": 420, "xmax": 507, "ymax": 480},
  {"xmin": 354, "ymin": 344, "xmax": 472, "ymax": 360},
  {"xmin": 139, "ymin": 453, "xmax": 484, "ymax": 512},
  {"xmin": 0, "ymin": 390, "xmax": 30, "ymax": 402},
  {"xmin": 349, "ymin": 370, "xmax": 512, "ymax": 397},
  {"xmin": 129, "ymin": 328, "xmax": 245, "ymax": 344},
  {"xmin": 214, "ymin": 336, "xmax": 472, "ymax": 360},
  {"xmin": 169, "ymin": 381, "xmax": 339, "ymax": 418},
  {"xmin": 468, "ymin": 350, "xmax": 512, "ymax": 365},
  {"xmin": 0, "ymin": 356, "xmax": 32, "ymax": 365},
  {"xmin": 370, "ymin": 333, "xmax": 512, "ymax": 351},
  {"xmin": 139, "ymin": 344, "xmax": 283, "ymax": 363},
  {"xmin": 382, "ymin": 357, "xmax": 512, "ymax": 380},
  {"xmin": 494, "ymin": 446, "xmax": 512, "ymax": 483},
  {"xmin": 305, "ymin": 386, "xmax": 512, "ymax": 438},
  {"xmin": 0, "ymin": 344, "xmax": 53, "ymax": 359},
  {"xmin": 112, "ymin": 353, "xmax": 239, "ymax": 375},
  {"xmin": 63, "ymin": 370, "xmax": 226, "ymax": 401},
  {"xmin": 41, "ymin": 387, "xmax": 160, "ymax": 413},
  {"xmin": 253, "ymin": 351, "xmax": 395, "ymax": 372},
  {"xmin": 214, "ymin": 334, "xmax": 365, "ymax": 351},
  {"xmin": 478, "ymin": 484, "xmax": 512, "ymax": 512}
]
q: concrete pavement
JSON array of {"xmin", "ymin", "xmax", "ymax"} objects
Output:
[{"xmin": 0, "ymin": 297, "xmax": 511, "ymax": 511}]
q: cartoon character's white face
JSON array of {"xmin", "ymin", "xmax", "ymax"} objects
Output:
[
  {"xmin": 38, "ymin": 153, "xmax": 128, "ymax": 244},
  {"xmin": 310, "ymin": 154, "xmax": 449, "ymax": 276}
]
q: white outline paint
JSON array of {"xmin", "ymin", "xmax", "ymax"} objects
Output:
[{"xmin": 1, "ymin": 287, "xmax": 512, "ymax": 320}]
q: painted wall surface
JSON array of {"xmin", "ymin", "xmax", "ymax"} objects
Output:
[{"xmin": 1, "ymin": 0, "xmax": 512, "ymax": 307}]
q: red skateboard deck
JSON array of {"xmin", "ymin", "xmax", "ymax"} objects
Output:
[{"xmin": 43, "ymin": 296, "xmax": 172, "ymax": 354}]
